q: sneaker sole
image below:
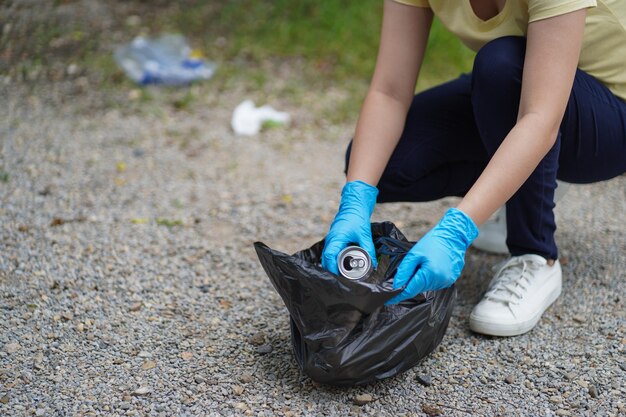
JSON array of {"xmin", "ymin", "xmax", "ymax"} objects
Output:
[{"xmin": 469, "ymin": 279, "xmax": 562, "ymax": 337}]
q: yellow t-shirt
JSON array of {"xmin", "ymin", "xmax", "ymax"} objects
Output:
[{"xmin": 393, "ymin": 0, "xmax": 626, "ymax": 101}]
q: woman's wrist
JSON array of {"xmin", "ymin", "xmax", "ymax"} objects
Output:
[
  {"xmin": 456, "ymin": 200, "xmax": 484, "ymax": 227},
  {"xmin": 341, "ymin": 181, "xmax": 379, "ymax": 217},
  {"xmin": 441, "ymin": 207, "xmax": 479, "ymax": 246}
]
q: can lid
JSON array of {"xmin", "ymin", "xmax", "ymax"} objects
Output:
[{"xmin": 338, "ymin": 246, "xmax": 372, "ymax": 280}]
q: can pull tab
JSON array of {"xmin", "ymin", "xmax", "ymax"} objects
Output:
[{"xmin": 350, "ymin": 258, "xmax": 366, "ymax": 269}]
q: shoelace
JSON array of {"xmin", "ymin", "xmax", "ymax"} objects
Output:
[{"xmin": 485, "ymin": 257, "xmax": 541, "ymax": 305}]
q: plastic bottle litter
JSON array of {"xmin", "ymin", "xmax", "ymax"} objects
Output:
[
  {"xmin": 114, "ymin": 34, "xmax": 216, "ymax": 85},
  {"xmin": 231, "ymin": 100, "xmax": 291, "ymax": 136}
]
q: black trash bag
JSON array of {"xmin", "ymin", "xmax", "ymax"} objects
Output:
[{"xmin": 253, "ymin": 222, "xmax": 456, "ymax": 386}]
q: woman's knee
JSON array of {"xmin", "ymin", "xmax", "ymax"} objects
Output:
[
  {"xmin": 471, "ymin": 36, "xmax": 527, "ymax": 152},
  {"xmin": 472, "ymin": 36, "xmax": 526, "ymax": 93}
]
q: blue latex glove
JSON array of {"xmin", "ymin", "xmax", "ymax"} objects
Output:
[
  {"xmin": 322, "ymin": 180, "xmax": 379, "ymax": 275},
  {"xmin": 386, "ymin": 208, "xmax": 479, "ymax": 304}
]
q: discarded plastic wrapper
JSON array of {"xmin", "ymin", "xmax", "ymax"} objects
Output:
[
  {"xmin": 254, "ymin": 222, "xmax": 456, "ymax": 386},
  {"xmin": 114, "ymin": 34, "xmax": 216, "ymax": 85},
  {"xmin": 231, "ymin": 100, "xmax": 290, "ymax": 136}
]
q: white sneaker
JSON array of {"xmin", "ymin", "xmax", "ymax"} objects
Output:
[
  {"xmin": 471, "ymin": 181, "xmax": 571, "ymax": 255},
  {"xmin": 469, "ymin": 254, "xmax": 562, "ymax": 336},
  {"xmin": 472, "ymin": 208, "xmax": 508, "ymax": 254}
]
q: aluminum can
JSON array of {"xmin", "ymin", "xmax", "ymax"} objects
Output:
[{"xmin": 337, "ymin": 246, "xmax": 373, "ymax": 281}]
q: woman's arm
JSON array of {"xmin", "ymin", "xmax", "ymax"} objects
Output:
[
  {"xmin": 346, "ymin": 0, "xmax": 433, "ymax": 186},
  {"xmin": 457, "ymin": 9, "xmax": 587, "ymax": 226}
]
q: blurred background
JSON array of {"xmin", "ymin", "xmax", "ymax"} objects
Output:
[{"xmin": 1, "ymin": 0, "xmax": 475, "ymax": 122}]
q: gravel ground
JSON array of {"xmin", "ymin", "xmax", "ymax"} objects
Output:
[
  {"xmin": 1, "ymin": 3, "xmax": 625, "ymax": 416},
  {"xmin": 1, "ymin": 79, "xmax": 624, "ymax": 417}
]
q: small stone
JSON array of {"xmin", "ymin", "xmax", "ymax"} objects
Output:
[
  {"xmin": 564, "ymin": 372, "xmax": 576, "ymax": 381},
  {"xmin": 239, "ymin": 373, "xmax": 254, "ymax": 383},
  {"xmin": 353, "ymin": 394, "xmax": 373, "ymax": 405},
  {"xmin": 248, "ymin": 331, "xmax": 266, "ymax": 346},
  {"xmin": 193, "ymin": 264, "xmax": 205, "ymax": 275},
  {"xmin": 194, "ymin": 375, "xmax": 206, "ymax": 384},
  {"xmin": 1, "ymin": 396, "xmax": 9, "ymax": 404},
  {"xmin": 119, "ymin": 402, "xmax": 131, "ymax": 410},
  {"xmin": 35, "ymin": 409, "xmax": 45, "ymax": 416},
  {"xmin": 255, "ymin": 344, "xmax": 272, "ymax": 354},
  {"xmin": 181, "ymin": 351, "xmax": 193, "ymax": 360},
  {"xmin": 422, "ymin": 404, "xmax": 443, "ymax": 416},
  {"xmin": 572, "ymin": 315, "xmax": 586, "ymax": 324},
  {"xmin": 416, "ymin": 374, "xmax": 432, "ymax": 387},
  {"xmin": 550, "ymin": 396, "xmax": 562, "ymax": 404},
  {"xmin": 234, "ymin": 402, "xmax": 247, "ymax": 410},
  {"xmin": 21, "ymin": 371, "xmax": 32, "ymax": 383},
  {"xmin": 61, "ymin": 312, "xmax": 73, "ymax": 321},
  {"xmin": 128, "ymin": 89, "xmax": 141, "ymax": 101},
  {"xmin": 577, "ymin": 379, "xmax": 589, "ymax": 388},
  {"xmin": 76, "ymin": 323, "xmax": 84, "ymax": 332},
  {"xmin": 556, "ymin": 409, "xmax": 571, "ymax": 416},
  {"xmin": 131, "ymin": 387, "xmax": 151, "ymax": 397},
  {"xmin": 232, "ymin": 385, "xmax": 244, "ymax": 395},
  {"xmin": 129, "ymin": 302, "xmax": 142, "ymax": 312},
  {"xmin": 505, "ymin": 375, "xmax": 515, "ymax": 384},
  {"xmin": 4, "ymin": 342, "xmax": 21, "ymax": 353},
  {"xmin": 126, "ymin": 15, "xmax": 141, "ymax": 27},
  {"xmin": 137, "ymin": 351, "xmax": 152, "ymax": 358},
  {"xmin": 588, "ymin": 384, "xmax": 599, "ymax": 398},
  {"xmin": 141, "ymin": 360, "xmax": 156, "ymax": 370},
  {"xmin": 66, "ymin": 64, "xmax": 78, "ymax": 76},
  {"xmin": 619, "ymin": 363, "xmax": 626, "ymax": 372}
]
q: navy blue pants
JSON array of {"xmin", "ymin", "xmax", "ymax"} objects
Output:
[{"xmin": 346, "ymin": 37, "xmax": 626, "ymax": 260}]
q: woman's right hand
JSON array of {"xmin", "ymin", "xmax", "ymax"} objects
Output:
[{"xmin": 321, "ymin": 181, "xmax": 379, "ymax": 275}]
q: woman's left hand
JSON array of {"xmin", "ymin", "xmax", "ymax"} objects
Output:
[{"xmin": 386, "ymin": 208, "xmax": 479, "ymax": 305}]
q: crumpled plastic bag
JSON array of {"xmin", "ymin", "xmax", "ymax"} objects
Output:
[
  {"xmin": 231, "ymin": 100, "xmax": 290, "ymax": 136},
  {"xmin": 254, "ymin": 222, "xmax": 456, "ymax": 386}
]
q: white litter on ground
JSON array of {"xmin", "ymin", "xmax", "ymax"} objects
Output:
[{"xmin": 231, "ymin": 100, "xmax": 290, "ymax": 136}]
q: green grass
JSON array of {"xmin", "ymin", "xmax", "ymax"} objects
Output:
[
  {"xmin": 57, "ymin": 0, "xmax": 475, "ymax": 122},
  {"xmin": 148, "ymin": 0, "xmax": 476, "ymax": 122},
  {"xmin": 12, "ymin": 1, "xmax": 476, "ymax": 105},
  {"xmin": 163, "ymin": 0, "xmax": 474, "ymax": 87},
  {"xmin": 155, "ymin": 218, "xmax": 183, "ymax": 227},
  {"xmin": 0, "ymin": 168, "xmax": 9, "ymax": 183}
]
